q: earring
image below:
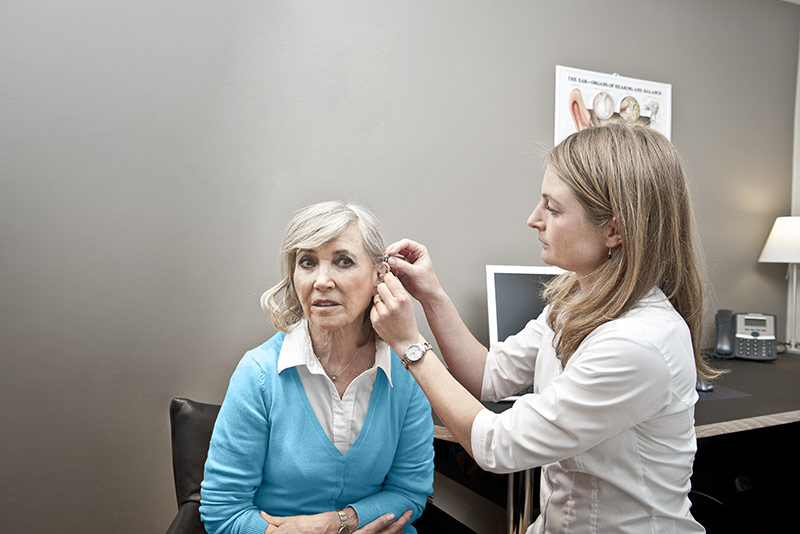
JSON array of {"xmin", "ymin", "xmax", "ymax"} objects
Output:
[{"xmin": 607, "ymin": 248, "xmax": 613, "ymax": 260}]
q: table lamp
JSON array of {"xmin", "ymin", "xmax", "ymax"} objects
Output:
[{"xmin": 759, "ymin": 216, "xmax": 800, "ymax": 354}]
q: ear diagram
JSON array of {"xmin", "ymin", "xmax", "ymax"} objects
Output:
[{"xmin": 568, "ymin": 88, "xmax": 593, "ymax": 131}]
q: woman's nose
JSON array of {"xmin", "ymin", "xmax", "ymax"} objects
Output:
[
  {"xmin": 527, "ymin": 207, "xmax": 543, "ymax": 229},
  {"xmin": 313, "ymin": 264, "xmax": 335, "ymax": 289}
]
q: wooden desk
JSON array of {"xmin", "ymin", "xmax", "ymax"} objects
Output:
[
  {"xmin": 433, "ymin": 354, "xmax": 800, "ymax": 533},
  {"xmin": 691, "ymin": 355, "xmax": 800, "ymax": 532},
  {"xmin": 694, "ymin": 354, "xmax": 800, "ymax": 437}
]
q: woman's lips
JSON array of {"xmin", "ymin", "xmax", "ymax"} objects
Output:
[{"xmin": 313, "ymin": 300, "xmax": 339, "ymax": 307}]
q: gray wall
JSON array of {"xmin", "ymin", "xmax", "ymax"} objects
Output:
[{"xmin": 1, "ymin": 1, "xmax": 798, "ymax": 532}]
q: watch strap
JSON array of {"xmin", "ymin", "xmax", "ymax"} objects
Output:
[{"xmin": 336, "ymin": 509, "xmax": 350, "ymax": 534}]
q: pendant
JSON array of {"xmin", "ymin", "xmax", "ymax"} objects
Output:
[{"xmin": 330, "ymin": 375, "xmax": 337, "ymax": 381}]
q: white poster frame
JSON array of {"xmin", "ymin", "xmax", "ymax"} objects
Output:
[{"xmin": 554, "ymin": 65, "xmax": 672, "ymax": 145}]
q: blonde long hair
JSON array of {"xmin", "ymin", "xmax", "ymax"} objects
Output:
[
  {"xmin": 544, "ymin": 124, "xmax": 718, "ymax": 380},
  {"xmin": 261, "ymin": 201, "xmax": 386, "ymax": 346}
]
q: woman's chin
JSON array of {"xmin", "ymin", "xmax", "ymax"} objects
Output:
[{"xmin": 307, "ymin": 312, "xmax": 360, "ymax": 334}]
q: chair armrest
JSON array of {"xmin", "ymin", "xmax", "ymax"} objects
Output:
[{"xmin": 165, "ymin": 499, "xmax": 207, "ymax": 534}]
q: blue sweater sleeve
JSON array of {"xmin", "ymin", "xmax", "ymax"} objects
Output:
[
  {"xmin": 348, "ymin": 381, "xmax": 435, "ymax": 527},
  {"xmin": 200, "ymin": 354, "xmax": 271, "ymax": 534}
]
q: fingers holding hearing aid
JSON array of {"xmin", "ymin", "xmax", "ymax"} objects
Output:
[
  {"xmin": 382, "ymin": 239, "xmax": 443, "ymax": 304},
  {"xmin": 371, "ymin": 273, "xmax": 421, "ymax": 352}
]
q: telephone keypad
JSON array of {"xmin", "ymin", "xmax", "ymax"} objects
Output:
[{"xmin": 734, "ymin": 337, "xmax": 776, "ymax": 360}]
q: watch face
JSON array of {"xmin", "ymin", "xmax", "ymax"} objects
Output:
[{"xmin": 406, "ymin": 344, "xmax": 424, "ymax": 361}]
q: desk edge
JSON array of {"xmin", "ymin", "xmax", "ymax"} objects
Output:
[
  {"xmin": 434, "ymin": 409, "xmax": 800, "ymax": 443},
  {"xmin": 694, "ymin": 409, "xmax": 800, "ymax": 438}
]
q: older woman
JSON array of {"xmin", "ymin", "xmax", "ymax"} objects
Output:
[{"xmin": 201, "ymin": 201, "xmax": 434, "ymax": 534}]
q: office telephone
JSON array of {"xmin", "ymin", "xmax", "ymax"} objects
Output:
[{"xmin": 714, "ymin": 309, "xmax": 777, "ymax": 361}]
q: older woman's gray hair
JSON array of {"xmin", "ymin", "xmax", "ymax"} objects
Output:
[{"xmin": 261, "ymin": 201, "xmax": 386, "ymax": 341}]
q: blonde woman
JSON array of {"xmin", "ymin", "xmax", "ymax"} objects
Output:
[
  {"xmin": 201, "ymin": 201, "xmax": 433, "ymax": 534},
  {"xmin": 372, "ymin": 124, "xmax": 715, "ymax": 533}
]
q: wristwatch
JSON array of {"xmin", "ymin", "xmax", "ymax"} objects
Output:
[
  {"xmin": 336, "ymin": 509, "xmax": 350, "ymax": 534},
  {"xmin": 401, "ymin": 341, "xmax": 432, "ymax": 368}
]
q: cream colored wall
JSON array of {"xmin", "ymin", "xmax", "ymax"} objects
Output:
[{"xmin": 1, "ymin": 1, "xmax": 799, "ymax": 533}]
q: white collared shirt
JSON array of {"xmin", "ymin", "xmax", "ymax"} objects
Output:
[
  {"xmin": 472, "ymin": 288, "xmax": 704, "ymax": 533},
  {"xmin": 278, "ymin": 319, "xmax": 393, "ymax": 454}
]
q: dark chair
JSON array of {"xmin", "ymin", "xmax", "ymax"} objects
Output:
[
  {"xmin": 167, "ymin": 398, "xmax": 220, "ymax": 534},
  {"xmin": 165, "ymin": 397, "xmax": 472, "ymax": 534}
]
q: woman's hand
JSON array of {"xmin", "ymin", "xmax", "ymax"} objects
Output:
[
  {"xmin": 261, "ymin": 510, "xmax": 338, "ymax": 533},
  {"xmin": 371, "ymin": 273, "xmax": 424, "ymax": 355},
  {"xmin": 357, "ymin": 510, "xmax": 413, "ymax": 533},
  {"xmin": 384, "ymin": 239, "xmax": 443, "ymax": 304},
  {"xmin": 260, "ymin": 509, "xmax": 412, "ymax": 534}
]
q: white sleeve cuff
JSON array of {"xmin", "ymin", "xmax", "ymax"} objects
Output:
[{"xmin": 470, "ymin": 408, "xmax": 498, "ymax": 471}]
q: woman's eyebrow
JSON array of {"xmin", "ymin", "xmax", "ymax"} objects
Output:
[
  {"xmin": 542, "ymin": 193, "xmax": 562, "ymax": 207},
  {"xmin": 297, "ymin": 248, "xmax": 358, "ymax": 257}
]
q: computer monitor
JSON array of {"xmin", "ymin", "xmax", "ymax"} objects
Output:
[
  {"xmin": 486, "ymin": 265, "xmax": 564, "ymax": 346},
  {"xmin": 486, "ymin": 265, "xmax": 564, "ymax": 400}
]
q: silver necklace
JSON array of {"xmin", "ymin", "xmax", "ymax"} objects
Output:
[{"xmin": 316, "ymin": 352, "xmax": 359, "ymax": 381}]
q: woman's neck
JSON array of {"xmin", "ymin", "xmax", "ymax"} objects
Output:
[
  {"xmin": 576, "ymin": 265, "xmax": 605, "ymax": 294},
  {"xmin": 308, "ymin": 320, "xmax": 369, "ymax": 363}
]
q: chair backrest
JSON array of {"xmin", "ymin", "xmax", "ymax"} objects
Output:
[{"xmin": 167, "ymin": 398, "xmax": 221, "ymax": 534}]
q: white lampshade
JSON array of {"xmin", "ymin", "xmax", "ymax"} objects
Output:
[{"xmin": 759, "ymin": 216, "xmax": 800, "ymax": 263}]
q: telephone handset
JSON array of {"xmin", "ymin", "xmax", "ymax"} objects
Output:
[
  {"xmin": 714, "ymin": 309, "xmax": 735, "ymax": 357},
  {"xmin": 714, "ymin": 309, "xmax": 777, "ymax": 361}
]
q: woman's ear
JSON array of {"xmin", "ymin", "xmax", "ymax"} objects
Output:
[
  {"xmin": 375, "ymin": 261, "xmax": 389, "ymax": 285},
  {"xmin": 605, "ymin": 217, "xmax": 623, "ymax": 248}
]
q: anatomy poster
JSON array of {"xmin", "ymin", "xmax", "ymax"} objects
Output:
[{"xmin": 554, "ymin": 65, "xmax": 672, "ymax": 145}]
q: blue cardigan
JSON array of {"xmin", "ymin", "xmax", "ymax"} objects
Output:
[{"xmin": 200, "ymin": 332, "xmax": 434, "ymax": 534}]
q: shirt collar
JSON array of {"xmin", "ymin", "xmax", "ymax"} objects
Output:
[
  {"xmin": 277, "ymin": 318, "xmax": 393, "ymax": 387},
  {"xmin": 637, "ymin": 287, "xmax": 670, "ymax": 308}
]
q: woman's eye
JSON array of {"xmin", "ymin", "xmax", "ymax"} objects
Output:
[
  {"xmin": 298, "ymin": 257, "xmax": 315, "ymax": 268},
  {"xmin": 545, "ymin": 204, "xmax": 559, "ymax": 215},
  {"xmin": 336, "ymin": 256, "xmax": 354, "ymax": 267}
]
